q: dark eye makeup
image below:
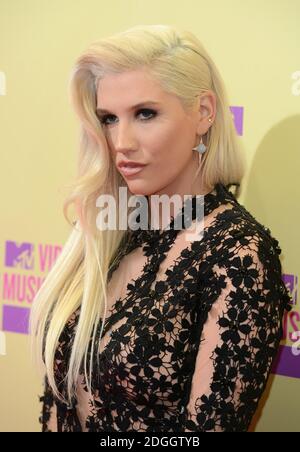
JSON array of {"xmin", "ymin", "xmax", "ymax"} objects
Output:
[{"xmin": 97, "ymin": 108, "xmax": 157, "ymax": 126}]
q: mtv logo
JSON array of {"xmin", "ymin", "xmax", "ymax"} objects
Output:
[
  {"xmin": 282, "ymin": 274, "xmax": 298, "ymax": 305},
  {"xmin": 5, "ymin": 241, "xmax": 34, "ymax": 270}
]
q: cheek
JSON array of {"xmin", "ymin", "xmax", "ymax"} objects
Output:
[
  {"xmin": 152, "ymin": 129, "xmax": 192, "ymax": 167},
  {"xmin": 155, "ymin": 121, "xmax": 188, "ymax": 150}
]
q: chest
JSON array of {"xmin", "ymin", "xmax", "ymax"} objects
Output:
[{"xmin": 98, "ymin": 225, "xmax": 203, "ymax": 360}]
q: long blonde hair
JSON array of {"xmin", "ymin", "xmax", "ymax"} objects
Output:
[{"xmin": 29, "ymin": 24, "xmax": 246, "ymax": 404}]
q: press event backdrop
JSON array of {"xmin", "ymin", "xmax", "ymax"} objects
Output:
[{"xmin": 0, "ymin": 0, "xmax": 299, "ymax": 432}]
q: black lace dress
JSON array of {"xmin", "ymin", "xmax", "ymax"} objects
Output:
[{"xmin": 39, "ymin": 183, "xmax": 292, "ymax": 432}]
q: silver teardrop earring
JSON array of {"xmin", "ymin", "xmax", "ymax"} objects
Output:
[{"xmin": 192, "ymin": 117, "xmax": 212, "ymax": 166}]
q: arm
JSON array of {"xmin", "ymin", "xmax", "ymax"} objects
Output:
[
  {"xmin": 181, "ymin": 233, "xmax": 292, "ymax": 432},
  {"xmin": 39, "ymin": 309, "xmax": 84, "ymax": 432},
  {"xmin": 39, "ymin": 375, "xmax": 58, "ymax": 432},
  {"xmin": 39, "ymin": 374, "xmax": 83, "ymax": 432}
]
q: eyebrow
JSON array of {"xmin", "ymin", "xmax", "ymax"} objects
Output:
[{"xmin": 96, "ymin": 101, "xmax": 161, "ymax": 115}]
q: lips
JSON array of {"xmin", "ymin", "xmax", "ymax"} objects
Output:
[
  {"xmin": 117, "ymin": 161, "xmax": 146, "ymax": 169},
  {"xmin": 117, "ymin": 162, "xmax": 147, "ymax": 177}
]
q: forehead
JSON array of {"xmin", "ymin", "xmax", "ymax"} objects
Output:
[{"xmin": 96, "ymin": 69, "xmax": 169, "ymax": 106}]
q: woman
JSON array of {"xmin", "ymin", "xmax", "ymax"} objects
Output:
[{"xmin": 30, "ymin": 24, "xmax": 292, "ymax": 432}]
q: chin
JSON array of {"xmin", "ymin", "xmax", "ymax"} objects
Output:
[
  {"xmin": 125, "ymin": 182, "xmax": 149, "ymax": 197},
  {"xmin": 129, "ymin": 188, "xmax": 150, "ymax": 197}
]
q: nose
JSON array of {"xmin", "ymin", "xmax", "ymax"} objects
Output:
[{"xmin": 114, "ymin": 121, "xmax": 137, "ymax": 153}]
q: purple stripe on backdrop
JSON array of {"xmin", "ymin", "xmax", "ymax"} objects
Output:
[
  {"xmin": 272, "ymin": 344, "xmax": 300, "ymax": 379},
  {"xmin": 2, "ymin": 305, "xmax": 30, "ymax": 334}
]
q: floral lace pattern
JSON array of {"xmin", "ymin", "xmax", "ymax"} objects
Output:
[{"xmin": 39, "ymin": 183, "xmax": 293, "ymax": 432}]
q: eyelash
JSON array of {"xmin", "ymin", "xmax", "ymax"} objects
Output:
[{"xmin": 98, "ymin": 108, "xmax": 157, "ymax": 126}]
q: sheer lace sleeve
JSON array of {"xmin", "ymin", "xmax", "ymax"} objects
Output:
[
  {"xmin": 39, "ymin": 375, "xmax": 58, "ymax": 432},
  {"xmin": 39, "ymin": 373, "xmax": 83, "ymax": 432},
  {"xmin": 39, "ymin": 313, "xmax": 83, "ymax": 433},
  {"xmin": 181, "ymin": 231, "xmax": 292, "ymax": 432}
]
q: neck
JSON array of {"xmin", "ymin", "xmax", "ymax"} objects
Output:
[{"xmin": 147, "ymin": 185, "xmax": 213, "ymax": 231}]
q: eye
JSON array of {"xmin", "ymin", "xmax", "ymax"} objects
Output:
[{"xmin": 98, "ymin": 108, "xmax": 157, "ymax": 126}]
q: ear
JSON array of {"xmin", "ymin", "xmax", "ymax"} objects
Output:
[{"xmin": 195, "ymin": 90, "xmax": 216, "ymax": 135}]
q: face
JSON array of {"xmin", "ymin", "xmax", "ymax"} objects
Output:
[{"xmin": 96, "ymin": 68, "xmax": 213, "ymax": 198}]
